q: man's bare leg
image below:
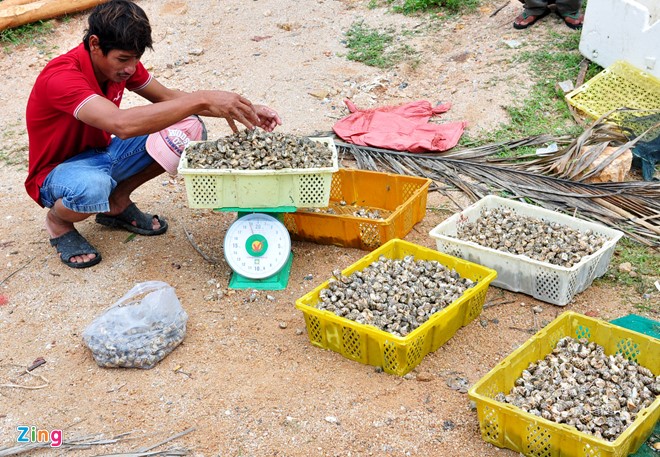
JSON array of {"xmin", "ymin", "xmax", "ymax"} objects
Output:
[
  {"xmin": 102, "ymin": 161, "xmax": 166, "ymax": 230},
  {"xmin": 46, "ymin": 162, "xmax": 166, "ymax": 264},
  {"xmin": 45, "ymin": 200, "xmax": 95, "ymax": 265}
]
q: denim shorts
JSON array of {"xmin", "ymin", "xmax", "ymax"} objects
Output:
[{"xmin": 39, "ymin": 135, "xmax": 154, "ymax": 213}]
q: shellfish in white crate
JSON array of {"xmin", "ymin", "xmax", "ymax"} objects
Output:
[{"xmin": 429, "ymin": 195, "xmax": 623, "ymax": 306}]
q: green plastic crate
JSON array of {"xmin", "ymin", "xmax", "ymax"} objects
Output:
[{"xmin": 178, "ymin": 137, "xmax": 338, "ymax": 209}]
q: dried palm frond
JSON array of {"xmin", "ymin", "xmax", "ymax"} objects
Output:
[
  {"xmin": 331, "ymin": 108, "xmax": 655, "ymax": 181},
  {"xmin": 421, "ymin": 134, "xmax": 575, "ymax": 161},
  {"xmin": 337, "ymin": 141, "xmax": 660, "ymax": 247},
  {"xmin": 515, "ymin": 108, "xmax": 660, "ymax": 180},
  {"xmin": 311, "ymin": 130, "xmax": 574, "ymax": 163}
]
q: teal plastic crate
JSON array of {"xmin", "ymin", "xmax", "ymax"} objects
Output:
[{"xmin": 611, "ymin": 314, "xmax": 659, "ymax": 457}]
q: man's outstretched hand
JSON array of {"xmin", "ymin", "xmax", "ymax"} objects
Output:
[
  {"xmin": 212, "ymin": 94, "xmax": 281, "ymax": 133},
  {"xmin": 254, "ymin": 105, "xmax": 282, "ymax": 132}
]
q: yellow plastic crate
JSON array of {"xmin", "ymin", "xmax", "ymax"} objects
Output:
[
  {"xmin": 468, "ymin": 311, "xmax": 660, "ymax": 457},
  {"xmin": 566, "ymin": 61, "xmax": 660, "ymax": 120},
  {"xmin": 284, "ymin": 169, "xmax": 431, "ymax": 251},
  {"xmin": 177, "ymin": 137, "xmax": 338, "ymax": 209},
  {"xmin": 295, "ymin": 239, "xmax": 497, "ymax": 376}
]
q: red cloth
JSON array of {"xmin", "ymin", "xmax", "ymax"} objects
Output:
[
  {"xmin": 333, "ymin": 99, "xmax": 466, "ymax": 153},
  {"xmin": 25, "ymin": 43, "xmax": 152, "ymax": 206}
]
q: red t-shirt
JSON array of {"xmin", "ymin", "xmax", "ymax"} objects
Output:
[{"xmin": 25, "ymin": 43, "xmax": 152, "ymax": 206}]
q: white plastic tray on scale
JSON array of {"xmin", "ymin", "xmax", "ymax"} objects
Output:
[
  {"xmin": 429, "ymin": 195, "xmax": 624, "ymax": 306},
  {"xmin": 177, "ymin": 137, "xmax": 339, "ymax": 210}
]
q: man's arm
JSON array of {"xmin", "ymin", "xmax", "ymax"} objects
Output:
[
  {"xmin": 76, "ymin": 78, "xmax": 265, "ymax": 139},
  {"xmin": 136, "ymin": 78, "xmax": 281, "ymax": 133}
]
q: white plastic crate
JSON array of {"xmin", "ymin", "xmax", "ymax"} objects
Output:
[
  {"xmin": 579, "ymin": 0, "xmax": 660, "ymax": 78},
  {"xmin": 429, "ymin": 196, "xmax": 624, "ymax": 306},
  {"xmin": 178, "ymin": 137, "xmax": 338, "ymax": 209}
]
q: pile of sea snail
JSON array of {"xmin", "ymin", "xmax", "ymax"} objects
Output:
[
  {"xmin": 317, "ymin": 255, "xmax": 476, "ymax": 337},
  {"xmin": 185, "ymin": 129, "xmax": 334, "ymax": 170},
  {"xmin": 456, "ymin": 207, "xmax": 609, "ymax": 268},
  {"xmin": 85, "ymin": 320, "xmax": 186, "ymax": 369},
  {"xmin": 495, "ymin": 337, "xmax": 660, "ymax": 441},
  {"xmin": 303, "ymin": 202, "xmax": 387, "ymax": 220},
  {"xmin": 352, "ymin": 207, "xmax": 384, "ymax": 220}
]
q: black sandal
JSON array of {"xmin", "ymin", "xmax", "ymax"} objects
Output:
[
  {"xmin": 95, "ymin": 203, "xmax": 168, "ymax": 236},
  {"xmin": 50, "ymin": 230, "xmax": 102, "ymax": 269}
]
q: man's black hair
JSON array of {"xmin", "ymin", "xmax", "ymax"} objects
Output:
[{"xmin": 83, "ymin": 0, "xmax": 153, "ymax": 56}]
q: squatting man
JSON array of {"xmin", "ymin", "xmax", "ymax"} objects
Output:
[{"xmin": 25, "ymin": 0, "xmax": 282, "ymax": 268}]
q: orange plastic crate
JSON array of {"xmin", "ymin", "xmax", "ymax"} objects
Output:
[{"xmin": 283, "ymin": 169, "xmax": 431, "ymax": 250}]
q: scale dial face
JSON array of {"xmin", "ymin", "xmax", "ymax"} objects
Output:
[{"xmin": 223, "ymin": 213, "xmax": 291, "ymax": 279}]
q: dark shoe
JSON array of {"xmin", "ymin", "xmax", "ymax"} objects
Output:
[
  {"xmin": 95, "ymin": 202, "xmax": 168, "ymax": 236},
  {"xmin": 513, "ymin": 8, "xmax": 551, "ymax": 29},
  {"xmin": 50, "ymin": 230, "xmax": 102, "ymax": 269},
  {"xmin": 559, "ymin": 11, "xmax": 584, "ymax": 29}
]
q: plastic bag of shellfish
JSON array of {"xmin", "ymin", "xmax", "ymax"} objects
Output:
[{"xmin": 82, "ymin": 281, "xmax": 188, "ymax": 369}]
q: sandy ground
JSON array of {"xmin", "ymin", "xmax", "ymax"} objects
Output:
[{"xmin": 0, "ymin": 0, "xmax": 658, "ymax": 456}]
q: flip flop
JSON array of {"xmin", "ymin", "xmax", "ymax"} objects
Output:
[
  {"xmin": 513, "ymin": 8, "xmax": 551, "ymax": 29},
  {"xmin": 50, "ymin": 230, "xmax": 102, "ymax": 269},
  {"xmin": 95, "ymin": 203, "xmax": 168, "ymax": 236},
  {"xmin": 558, "ymin": 11, "xmax": 584, "ymax": 30}
]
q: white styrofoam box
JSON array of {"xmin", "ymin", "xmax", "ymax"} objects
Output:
[
  {"xmin": 429, "ymin": 196, "xmax": 624, "ymax": 306},
  {"xmin": 580, "ymin": 0, "xmax": 660, "ymax": 78}
]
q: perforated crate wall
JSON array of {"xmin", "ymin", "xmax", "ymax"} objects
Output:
[
  {"xmin": 358, "ymin": 222, "xmax": 382, "ymax": 250},
  {"xmin": 306, "ymin": 313, "xmax": 430, "ymax": 374},
  {"xmin": 285, "ymin": 169, "xmax": 431, "ymax": 251},
  {"xmin": 187, "ymin": 175, "xmax": 219, "ymax": 208},
  {"xmin": 298, "ymin": 174, "xmax": 330, "ymax": 206},
  {"xmin": 295, "ymin": 239, "xmax": 497, "ymax": 376},
  {"xmin": 566, "ymin": 61, "xmax": 660, "ymax": 120},
  {"xmin": 329, "ymin": 173, "xmax": 343, "ymax": 200},
  {"xmin": 469, "ymin": 312, "xmax": 660, "ymax": 457},
  {"xmin": 429, "ymin": 195, "xmax": 623, "ymax": 306}
]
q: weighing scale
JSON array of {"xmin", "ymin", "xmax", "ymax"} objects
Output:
[
  {"xmin": 180, "ymin": 136, "xmax": 338, "ymax": 291},
  {"xmin": 220, "ymin": 207, "xmax": 295, "ymax": 291}
]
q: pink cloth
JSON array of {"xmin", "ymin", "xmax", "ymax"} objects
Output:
[{"xmin": 333, "ymin": 99, "xmax": 466, "ymax": 153}]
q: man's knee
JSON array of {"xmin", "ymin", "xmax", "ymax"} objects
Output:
[{"xmin": 61, "ymin": 174, "xmax": 115, "ymax": 213}]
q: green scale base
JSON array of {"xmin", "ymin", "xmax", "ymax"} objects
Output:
[
  {"xmin": 217, "ymin": 207, "xmax": 295, "ymax": 291},
  {"xmin": 228, "ymin": 253, "xmax": 293, "ymax": 290}
]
